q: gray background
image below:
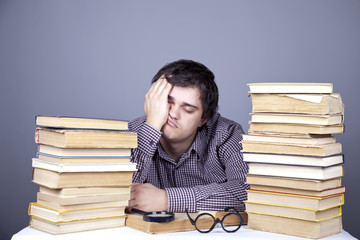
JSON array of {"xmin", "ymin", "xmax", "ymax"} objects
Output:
[{"xmin": 1, "ymin": 0, "xmax": 359, "ymax": 239}]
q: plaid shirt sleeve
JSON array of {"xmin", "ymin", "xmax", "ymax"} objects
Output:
[
  {"xmin": 166, "ymin": 138, "xmax": 249, "ymax": 213},
  {"xmin": 130, "ymin": 120, "xmax": 162, "ymax": 183}
]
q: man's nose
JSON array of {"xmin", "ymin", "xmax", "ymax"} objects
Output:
[{"xmin": 169, "ymin": 104, "xmax": 180, "ymax": 119}]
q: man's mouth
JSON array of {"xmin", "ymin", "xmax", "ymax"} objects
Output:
[{"xmin": 167, "ymin": 117, "xmax": 179, "ymax": 129}]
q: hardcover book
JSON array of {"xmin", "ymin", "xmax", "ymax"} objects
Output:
[
  {"xmin": 245, "ymin": 202, "xmax": 342, "ymax": 221},
  {"xmin": 249, "ymin": 122, "xmax": 344, "ymax": 135},
  {"xmin": 250, "ymin": 93, "xmax": 344, "ymax": 115},
  {"xmin": 35, "ymin": 128, "xmax": 137, "ymax": 149},
  {"xmin": 36, "ymin": 115, "xmax": 128, "ymax": 130},
  {"xmin": 247, "ymin": 163, "xmax": 343, "ymax": 180},
  {"xmin": 30, "ymin": 215, "xmax": 126, "ymax": 235},
  {"xmin": 246, "ymin": 189, "xmax": 344, "ymax": 210},
  {"xmin": 247, "ymin": 83, "xmax": 333, "ymax": 94},
  {"xmin": 32, "ymin": 168, "xmax": 134, "ymax": 188},
  {"xmin": 241, "ymin": 141, "xmax": 342, "ymax": 157},
  {"xmin": 32, "ymin": 158, "xmax": 137, "ymax": 172},
  {"xmin": 242, "ymin": 152, "xmax": 343, "ymax": 167},
  {"xmin": 246, "ymin": 175, "xmax": 342, "ymax": 191},
  {"xmin": 247, "ymin": 213, "xmax": 342, "ymax": 239}
]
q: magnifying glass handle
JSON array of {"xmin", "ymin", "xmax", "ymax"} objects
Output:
[{"xmin": 131, "ymin": 208, "xmax": 148, "ymax": 215}]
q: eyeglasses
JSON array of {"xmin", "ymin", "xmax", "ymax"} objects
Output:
[{"xmin": 185, "ymin": 207, "xmax": 244, "ymax": 233}]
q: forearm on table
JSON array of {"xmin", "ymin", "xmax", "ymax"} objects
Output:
[{"xmin": 165, "ymin": 180, "xmax": 249, "ymax": 213}]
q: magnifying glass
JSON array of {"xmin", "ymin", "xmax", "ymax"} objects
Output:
[{"xmin": 131, "ymin": 208, "xmax": 175, "ymax": 223}]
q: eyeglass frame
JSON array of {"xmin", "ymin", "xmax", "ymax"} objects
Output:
[{"xmin": 185, "ymin": 207, "xmax": 245, "ymax": 233}]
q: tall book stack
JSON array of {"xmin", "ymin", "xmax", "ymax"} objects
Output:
[
  {"xmin": 242, "ymin": 83, "xmax": 345, "ymax": 239},
  {"xmin": 28, "ymin": 116, "xmax": 138, "ymax": 234}
]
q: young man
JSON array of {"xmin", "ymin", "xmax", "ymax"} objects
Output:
[{"xmin": 128, "ymin": 59, "xmax": 249, "ymax": 213}]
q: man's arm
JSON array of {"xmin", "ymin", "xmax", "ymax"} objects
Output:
[
  {"xmin": 128, "ymin": 76, "xmax": 172, "ymax": 212},
  {"xmin": 144, "ymin": 75, "xmax": 173, "ymax": 131},
  {"xmin": 166, "ymin": 151, "xmax": 249, "ymax": 212}
]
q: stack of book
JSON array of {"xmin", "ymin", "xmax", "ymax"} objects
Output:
[
  {"xmin": 242, "ymin": 83, "xmax": 345, "ymax": 239},
  {"xmin": 28, "ymin": 116, "xmax": 138, "ymax": 234}
]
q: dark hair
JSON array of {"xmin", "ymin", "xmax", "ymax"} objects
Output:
[{"xmin": 151, "ymin": 59, "xmax": 219, "ymax": 120}]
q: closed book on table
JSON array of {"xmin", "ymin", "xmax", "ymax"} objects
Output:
[
  {"xmin": 246, "ymin": 189, "xmax": 344, "ymax": 210},
  {"xmin": 37, "ymin": 152, "xmax": 131, "ymax": 164},
  {"xmin": 242, "ymin": 133, "xmax": 336, "ymax": 145},
  {"xmin": 125, "ymin": 211, "xmax": 248, "ymax": 234},
  {"xmin": 38, "ymin": 144, "xmax": 132, "ymax": 158},
  {"xmin": 32, "ymin": 168, "xmax": 134, "ymax": 188},
  {"xmin": 36, "ymin": 115, "xmax": 129, "ymax": 130},
  {"xmin": 245, "ymin": 202, "xmax": 342, "ymax": 221},
  {"xmin": 250, "ymin": 93, "xmax": 344, "ymax": 115},
  {"xmin": 249, "ymin": 122, "xmax": 344, "ymax": 135},
  {"xmin": 242, "ymin": 152, "xmax": 343, "ymax": 166},
  {"xmin": 246, "ymin": 175, "xmax": 342, "ymax": 191},
  {"xmin": 32, "ymin": 158, "xmax": 137, "ymax": 172},
  {"xmin": 249, "ymin": 185, "xmax": 345, "ymax": 197},
  {"xmin": 35, "ymin": 128, "xmax": 137, "ymax": 149},
  {"xmin": 247, "ymin": 163, "xmax": 343, "ymax": 180},
  {"xmin": 37, "ymin": 199, "xmax": 129, "ymax": 211},
  {"xmin": 241, "ymin": 141, "xmax": 342, "ymax": 157},
  {"xmin": 247, "ymin": 213, "xmax": 342, "ymax": 239},
  {"xmin": 250, "ymin": 113, "xmax": 343, "ymax": 125},
  {"xmin": 30, "ymin": 215, "xmax": 126, "ymax": 235},
  {"xmin": 247, "ymin": 83, "xmax": 334, "ymax": 94},
  {"xmin": 37, "ymin": 190, "xmax": 130, "ymax": 206},
  {"xmin": 28, "ymin": 202, "xmax": 126, "ymax": 223}
]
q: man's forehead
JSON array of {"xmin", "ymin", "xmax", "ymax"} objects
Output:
[{"xmin": 168, "ymin": 86, "xmax": 202, "ymax": 108}]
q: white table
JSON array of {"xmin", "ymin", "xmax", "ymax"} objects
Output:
[{"xmin": 12, "ymin": 226, "xmax": 357, "ymax": 240}]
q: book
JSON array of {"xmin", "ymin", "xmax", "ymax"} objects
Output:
[
  {"xmin": 246, "ymin": 190, "xmax": 344, "ymax": 210},
  {"xmin": 37, "ymin": 186, "xmax": 131, "ymax": 209},
  {"xmin": 249, "ymin": 185, "xmax": 345, "ymax": 197},
  {"xmin": 38, "ymin": 144, "xmax": 132, "ymax": 158},
  {"xmin": 250, "ymin": 93, "xmax": 344, "ymax": 114},
  {"xmin": 241, "ymin": 141, "xmax": 342, "ymax": 157},
  {"xmin": 242, "ymin": 133, "xmax": 336, "ymax": 145},
  {"xmin": 246, "ymin": 175, "xmax": 342, "ymax": 191},
  {"xmin": 125, "ymin": 211, "xmax": 248, "ymax": 234},
  {"xmin": 247, "ymin": 83, "xmax": 333, "ymax": 94},
  {"xmin": 37, "ymin": 199, "xmax": 129, "ymax": 211},
  {"xmin": 247, "ymin": 163, "xmax": 343, "ymax": 180},
  {"xmin": 250, "ymin": 112, "xmax": 343, "ymax": 125},
  {"xmin": 242, "ymin": 152, "xmax": 343, "ymax": 167},
  {"xmin": 30, "ymin": 215, "xmax": 126, "ymax": 235},
  {"xmin": 28, "ymin": 202, "xmax": 126, "ymax": 222},
  {"xmin": 37, "ymin": 190, "xmax": 130, "ymax": 206},
  {"xmin": 246, "ymin": 213, "xmax": 342, "ymax": 239},
  {"xmin": 35, "ymin": 128, "xmax": 138, "ymax": 149},
  {"xmin": 37, "ymin": 152, "xmax": 131, "ymax": 164},
  {"xmin": 36, "ymin": 115, "xmax": 128, "ymax": 130},
  {"xmin": 39, "ymin": 186, "xmax": 131, "ymax": 197},
  {"xmin": 245, "ymin": 202, "xmax": 342, "ymax": 221},
  {"xmin": 32, "ymin": 168, "xmax": 134, "ymax": 188},
  {"xmin": 32, "ymin": 158, "xmax": 137, "ymax": 172},
  {"xmin": 249, "ymin": 122, "xmax": 344, "ymax": 134}
]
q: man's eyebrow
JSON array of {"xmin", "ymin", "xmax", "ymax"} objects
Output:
[{"xmin": 168, "ymin": 95, "xmax": 199, "ymax": 109}]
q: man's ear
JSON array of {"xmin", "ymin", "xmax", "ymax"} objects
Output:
[{"xmin": 199, "ymin": 117, "xmax": 209, "ymax": 127}]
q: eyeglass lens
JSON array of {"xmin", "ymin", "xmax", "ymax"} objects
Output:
[
  {"xmin": 221, "ymin": 213, "xmax": 241, "ymax": 232},
  {"xmin": 194, "ymin": 212, "xmax": 241, "ymax": 233}
]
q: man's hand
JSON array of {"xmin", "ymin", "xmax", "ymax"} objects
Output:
[
  {"xmin": 128, "ymin": 183, "xmax": 168, "ymax": 212},
  {"xmin": 144, "ymin": 75, "xmax": 173, "ymax": 131}
]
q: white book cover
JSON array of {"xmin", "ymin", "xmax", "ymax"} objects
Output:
[{"xmin": 32, "ymin": 158, "xmax": 137, "ymax": 173}]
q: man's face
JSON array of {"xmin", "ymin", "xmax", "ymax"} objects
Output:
[{"xmin": 161, "ymin": 85, "xmax": 205, "ymax": 144}]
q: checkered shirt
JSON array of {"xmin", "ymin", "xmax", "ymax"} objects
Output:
[{"xmin": 129, "ymin": 113, "xmax": 249, "ymax": 213}]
